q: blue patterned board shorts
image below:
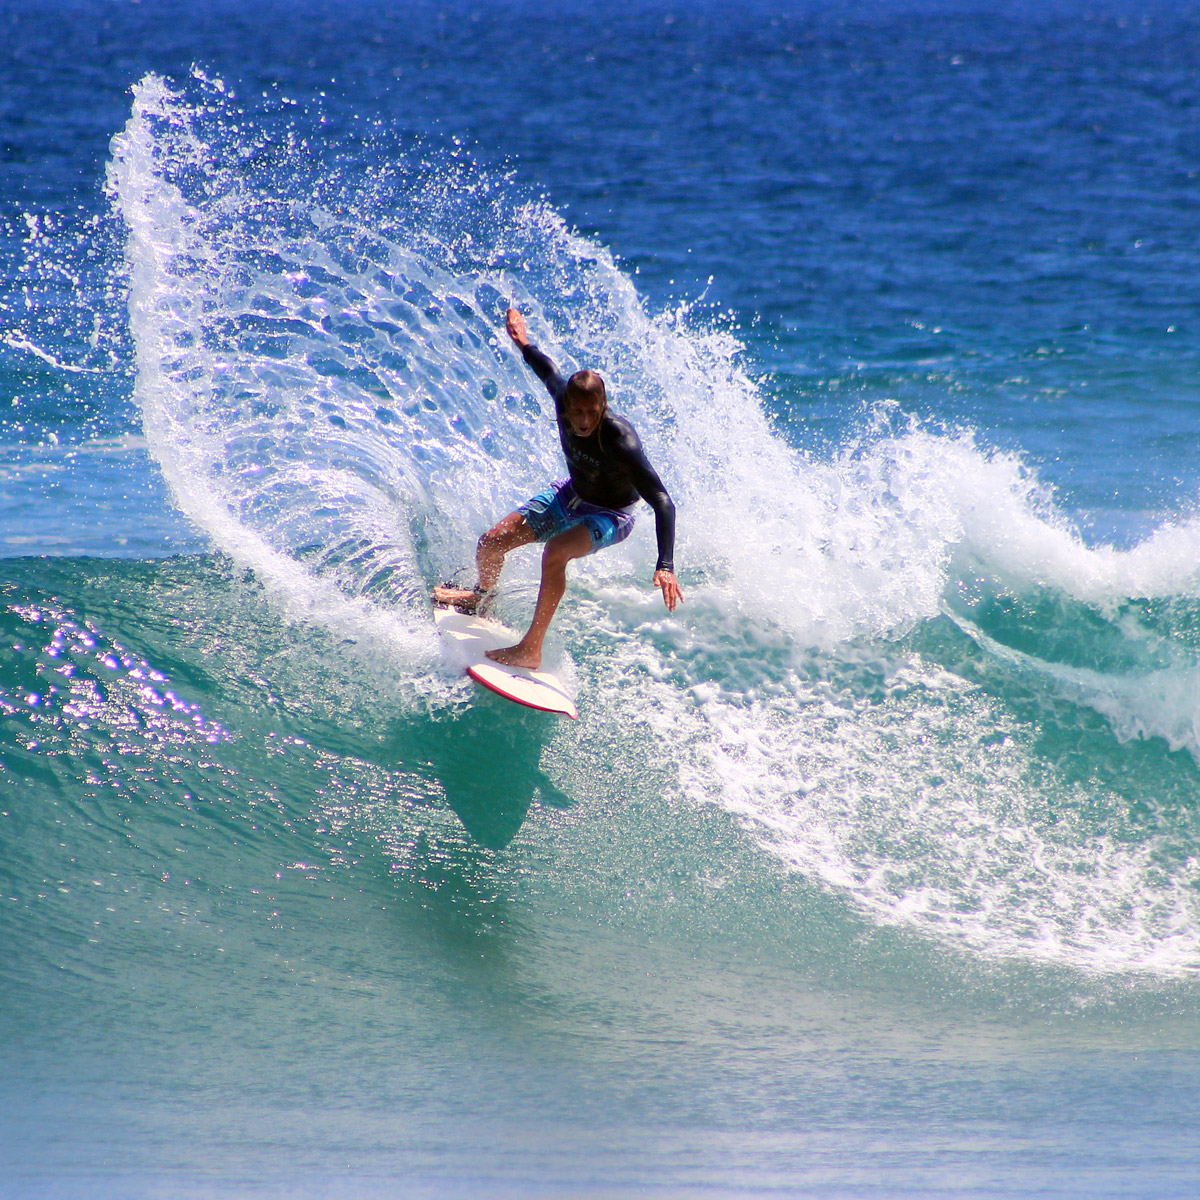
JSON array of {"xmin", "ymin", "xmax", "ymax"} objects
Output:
[{"xmin": 518, "ymin": 479, "xmax": 636, "ymax": 554}]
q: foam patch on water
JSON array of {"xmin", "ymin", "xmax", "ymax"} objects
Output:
[{"xmin": 679, "ymin": 663, "xmax": 1200, "ymax": 976}]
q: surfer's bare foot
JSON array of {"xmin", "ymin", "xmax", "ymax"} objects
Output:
[
  {"xmin": 486, "ymin": 643, "xmax": 542, "ymax": 670},
  {"xmin": 432, "ymin": 585, "xmax": 485, "ymax": 613}
]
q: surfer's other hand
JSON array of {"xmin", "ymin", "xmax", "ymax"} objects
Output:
[
  {"xmin": 506, "ymin": 307, "xmax": 529, "ymax": 347},
  {"xmin": 654, "ymin": 569, "xmax": 683, "ymax": 612}
]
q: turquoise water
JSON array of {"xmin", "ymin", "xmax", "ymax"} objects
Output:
[{"xmin": 6, "ymin": 2, "xmax": 1200, "ymax": 1195}]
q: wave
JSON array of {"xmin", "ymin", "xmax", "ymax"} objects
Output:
[{"xmin": 101, "ymin": 71, "xmax": 1200, "ymax": 977}]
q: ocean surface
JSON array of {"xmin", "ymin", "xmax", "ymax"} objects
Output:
[{"xmin": 5, "ymin": 0, "xmax": 1200, "ymax": 1195}]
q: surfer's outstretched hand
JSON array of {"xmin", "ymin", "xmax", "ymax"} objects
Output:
[
  {"xmin": 506, "ymin": 307, "xmax": 530, "ymax": 348},
  {"xmin": 654, "ymin": 569, "xmax": 684, "ymax": 613}
]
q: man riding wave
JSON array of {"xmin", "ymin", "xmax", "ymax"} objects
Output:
[{"xmin": 433, "ymin": 308, "xmax": 683, "ymax": 669}]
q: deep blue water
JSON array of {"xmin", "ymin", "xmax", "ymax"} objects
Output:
[{"xmin": 6, "ymin": 1, "xmax": 1200, "ymax": 1196}]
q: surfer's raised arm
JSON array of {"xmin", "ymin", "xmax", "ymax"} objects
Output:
[
  {"xmin": 505, "ymin": 307, "xmax": 530, "ymax": 348},
  {"xmin": 506, "ymin": 307, "xmax": 569, "ymax": 409}
]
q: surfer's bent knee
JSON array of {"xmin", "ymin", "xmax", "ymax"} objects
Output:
[
  {"xmin": 542, "ymin": 526, "xmax": 593, "ymax": 569},
  {"xmin": 478, "ymin": 513, "xmax": 528, "ymax": 550}
]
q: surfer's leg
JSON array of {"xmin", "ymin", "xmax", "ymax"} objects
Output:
[
  {"xmin": 486, "ymin": 523, "xmax": 593, "ymax": 669},
  {"xmin": 432, "ymin": 512, "xmax": 535, "ymax": 611},
  {"xmin": 477, "ymin": 512, "xmax": 536, "ymax": 591}
]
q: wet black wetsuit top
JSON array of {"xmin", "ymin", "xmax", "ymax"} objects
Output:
[{"xmin": 522, "ymin": 342, "xmax": 676, "ymax": 573}]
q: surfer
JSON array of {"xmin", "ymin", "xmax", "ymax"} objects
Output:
[{"xmin": 433, "ymin": 308, "xmax": 682, "ymax": 669}]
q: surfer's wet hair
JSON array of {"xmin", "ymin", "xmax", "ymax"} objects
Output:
[
  {"xmin": 565, "ymin": 369, "xmax": 607, "ymax": 410},
  {"xmin": 565, "ymin": 370, "xmax": 608, "ymax": 447}
]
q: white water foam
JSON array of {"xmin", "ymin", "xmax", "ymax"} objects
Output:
[
  {"xmin": 108, "ymin": 74, "xmax": 1200, "ymax": 975},
  {"xmin": 504, "ymin": 189, "xmax": 1200, "ymax": 975}
]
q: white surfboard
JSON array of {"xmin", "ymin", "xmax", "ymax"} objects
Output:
[{"xmin": 433, "ymin": 606, "xmax": 578, "ymax": 719}]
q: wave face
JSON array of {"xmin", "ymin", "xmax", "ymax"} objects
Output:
[{"xmin": 94, "ymin": 71, "xmax": 1200, "ymax": 980}]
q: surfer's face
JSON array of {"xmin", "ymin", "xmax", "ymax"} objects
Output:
[{"xmin": 565, "ymin": 394, "xmax": 604, "ymax": 437}]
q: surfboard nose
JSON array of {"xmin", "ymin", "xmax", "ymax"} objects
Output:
[{"xmin": 434, "ymin": 606, "xmax": 578, "ymax": 718}]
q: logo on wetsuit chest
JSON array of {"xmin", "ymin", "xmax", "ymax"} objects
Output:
[{"xmin": 564, "ymin": 429, "xmax": 603, "ymax": 473}]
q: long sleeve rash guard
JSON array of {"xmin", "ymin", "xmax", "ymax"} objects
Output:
[{"xmin": 521, "ymin": 342, "xmax": 677, "ymax": 573}]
